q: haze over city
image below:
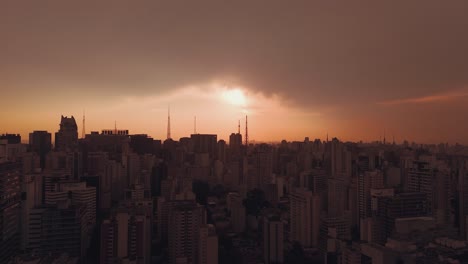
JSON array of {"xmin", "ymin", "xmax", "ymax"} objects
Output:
[
  {"xmin": 3, "ymin": 1, "xmax": 468, "ymax": 264},
  {"xmin": 2, "ymin": 0, "xmax": 468, "ymax": 144}
]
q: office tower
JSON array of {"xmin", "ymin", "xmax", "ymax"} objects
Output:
[
  {"xmin": 358, "ymin": 171, "xmax": 384, "ymax": 220},
  {"xmin": 217, "ymin": 139, "xmax": 226, "ymax": 163},
  {"xmin": 299, "ymin": 168, "xmax": 327, "ymax": 193},
  {"xmin": 29, "ymin": 130, "xmax": 52, "ymax": 169},
  {"xmin": 341, "ymin": 245, "xmax": 362, "ymax": 264},
  {"xmin": 263, "ymin": 215, "xmax": 284, "ymax": 264},
  {"xmin": 191, "ymin": 134, "xmax": 217, "ymax": 159},
  {"xmin": 265, "ymin": 183, "xmax": 279, "ymax": 205},
  {"xmin": 376, "ymin": 192, "xmax": 429, "ymax": 240},
  {"xmin": 55, "ymin": 115, "xmax": 78, "ymax": 151},
  {"xmin": 458, "ymin": 159, "xmax": 468, "ymax": 239},
  {"xmin": 328, "ymin": 178, "xmax": 347, "ymax": 217},
  {"xmin": 407, "ymin": 160, "xmax": 434, "ymax": 214},
  {"xmin": 227, "ymin": 192, "xmax": 246, "ymax": 233},
  {"xmin": 434, "ymin": 163, "xmax": 450, "ymax": 226},
  {"xmin": 199, "ymin": 224, "xmax": 218, "ymax": 264},
  {"xmin": 289, "ymin": 188, "xmax": 321, "ymax": 247},
  {"xmin": 319, "ymin": 212, "xmax": 352, "ymax": 253},
  {"xmin": 225, "ymin": 160, "xmax": 242, "ymax": 187},
  {"xmin": 130, "ymin": 134, "xmax": 155, "ymax": 155},
  {"xmin": 168, "ymin": 201, "xmax": 206, "ymax": 264},
  {"xmin": 229, "ymin": 132, "xmax": 242, "ymax": 157},
  {"xmin": 327, "ymin": 138, "xmax": 352, "ymax": 178},
  {"xmin": 100, "ymin": 210, "xmax": 151, "ymax": 264},
  {"xmin": 0, "ymin": 161, "xmax": 21, "ymax": 263},
  {"xmin": 20, "ymin": 174, "xmax": 43, "ymax": 251},
  {"xmin": 0, "ymin": 134, "xmax": 25, "ymax": 163},
  {"xmin": 28, "ymin": 200, "xmax": 89, "ymax": 258},
  {"xmin": 60, "ymin": 182, "xmax": 97, "ymax": 229},
  {"xmin": 253, "ymin": 144, "xmax": 273, "ymax": 190}
]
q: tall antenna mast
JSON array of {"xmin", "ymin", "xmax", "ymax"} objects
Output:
[
  {"xmin": 167, "ymin": 105, "xmax": 171, "ymax": 139},
  {"xmin": 114, "ymin": 120, "xmax": 117, "ymax": 134},
  {"xmin": 245, "ymin": 115, "xmax": 248, "ymax": 146},
  {"xmin": 194, "ymin": 116, "xmax": 197, "ymax": 134},
  {"xmin": 238, "ymin": 120, "xmax": 240, "ymax": 134},
  {"xmin": 82, "ymin": 109, "xmax": 85, "ymax": 139}
]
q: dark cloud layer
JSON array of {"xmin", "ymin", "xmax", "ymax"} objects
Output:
[{"xmin": 2, "ymin": 0, "xmax": 468, "ymax": 105}]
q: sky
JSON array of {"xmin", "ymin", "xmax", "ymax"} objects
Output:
[{"xmin": 1, "ymin": 0, "xmax": 468, "ymax": 144}]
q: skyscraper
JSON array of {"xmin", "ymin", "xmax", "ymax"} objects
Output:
[
  {"xmin": 198, "ymin": 224, "xmax": 218, "ymax": 264},
  {"xmin": 263, "ymin": 215, "xmax": 284, "ymax": 264},
  {"xmin": 290, "ymin": 188, "xmax": 321, "ymax": 247},
  {"xmin": 29, "ymin": 130, "xmax": 52, "ymax": 169},
  {"xmin": 168, "ymin": 201, "xmax": 206, "ymax": 264},
  {"xmin": 0, "ymin": 161, "xmax": 21, "ymax": 263},
  {"xmin": 55, "ymin": 115, "xmax": 78, "ymax": 152}
]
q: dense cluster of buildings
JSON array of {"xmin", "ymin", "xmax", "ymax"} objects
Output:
[{"xmin": 1, "ymin": 115, "xmax": 468, "ymax": 263}]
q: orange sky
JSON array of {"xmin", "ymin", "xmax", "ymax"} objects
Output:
[{"xmin": 1, "ymin": 1, "xmax": 468, "ymax": 144}]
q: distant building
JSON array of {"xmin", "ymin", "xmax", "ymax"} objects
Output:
[
  {"xmin": 55, "ymin": 115, "xmax": 78, "ymax": 151},
  {"xmin": 191, "ymin": 134, "xmax": 217, "ymax": 159},
  {"xmin": 168, "ymin": 201, "xmax": 206, "ymax": 264},
  {"xmin": 0, "ymin": 134, "xmax": 25, "ymax": 163},
  {"xmin": 263, "ymin": 215, "xmax": 284, "ymax": 264},
  {"xmin": 29, "ymin": 130, "xmax": 52, "ymax": 169},
  {"xmin": 199, "ymin": 224, "xmax": 218, "ymax": 264},
  {"xmin": 0, "ymin": 161, "xmax": 21, "ymax": 263},
  {"xmin": 290, "ymin": 188, "xmax": 321, "ymax": 248}
]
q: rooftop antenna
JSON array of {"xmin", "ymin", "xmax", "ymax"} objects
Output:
[
  {"xmin": 114, "ymin": 120, "xmax": 117, "ymax": 134},
  {"xmin": 238, "ymin": 120, "xmax": 240, "ymax": 134},
  {"xmin": 82, "ymin": 109, "xmax": 85, "ymax": 139},
  {"xmin": 245, "ymin": 115, "xmax": 248, "ymax": 145},
  {"xmin": 167, "ymin": 105, "xmax": 171, "ymax": 139},
  {"xmin": 384, "ymin": 129, "xmax": 386, "ymax": 145},
  {"xmin": 327, "ymin": 132, "xmax": 329, "ymax": 143},
  {"xmin": 194, "ymin": 116, "xmax": 197, "ymax": 134}
]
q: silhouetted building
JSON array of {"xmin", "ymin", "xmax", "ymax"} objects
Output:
[
  {"xmin": 191, "ymin": 134, "xmax": 217, "ymax": 159},
  {"xmin": 168, "ymin": 201, "xmax": 206, "ymax": 264},
  {"xmin": 55, "ymin": 115, "xmax": 78, "ymax": 151},
  {"xmin": 263, "ymin": 215, "xmax": 284, "ymax": 264},
  {"xmin": 198, "ymin": 224, "xmax": 218, "ymax": 264},
  {"xmin": 0, "ymin": 162, "xmax": 21, "ymax": 263},
  {"xmin": 27, "ymin": 200, "xmax": 89, "ymax": 258},
  {"xmin": 29, "ymin": 130, "xmax": 52, "ymax": 169}
]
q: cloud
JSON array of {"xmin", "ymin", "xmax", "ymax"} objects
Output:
[
  {"xmin": 378, "ymin": 90, "xmax": 468, "ymax": 105},
  {"xmin": 2, "ymin": 0, "xmax": 468, "ymax": 107}
]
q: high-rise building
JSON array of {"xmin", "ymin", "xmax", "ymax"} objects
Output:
[
  {"xmin": 289, "ymin": 188, "xmax": 321, "ymax": 247},
  {"xmin": 227, "ymin": 192, "xmax": 246, "ymax": 233},
  {"xmin": 191, "ymin": 134, "xmax": 217, "ymax": 159},
  {"xmin": 358, "ymin": 171, "xmax": 384, "ymax": 220},
  {"xmin": 168, "ymin": 201, "xmax": 206, "ymax": 264},
  {"xmin": 60, "ymin": 182, "xmax": 97, "ymax": 230},
  {"xmin": 20, "ymin": 174, "xmax": 43, "ymax": 251},
  {"xmin": 253, "ymin": 144, "xmax": 273, "ymax": 190},
  {"xmin": 229, "ymin": 132, "xmax": 242, "ymax": 157},
  {"xmin": 28, "ymin": 200, "xmax": 89, "ymax": 258},
  {"xmin": 29, "ymin": 130, "xmax": 52, "ymax": 169},
  {"xmin": 0, "ymin": 161, "xmax": 21, "ymax": 263},
  {"xmin": 199, "ymin": 224, "xmax": 218, "ymax": 264},
  {"xmin": 100, "ymin": 210, "xmax": 151, "ymax": 264},
  {"xmin": 263, "ymin": 215, "xmax": 284, "ymax": 264},
  {"xmin": 407, "ymin": 160, "xmax": 435, "ymax": 214},
  {"xmin": 55, "ymin": 115, "xmax": 78, "ymax": 152},
  {"xmin": 0, "ymin": 134, "xmax": 25, "ymax": 163}
]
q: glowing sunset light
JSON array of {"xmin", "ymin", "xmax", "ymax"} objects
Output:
[{"xmin": 221, "ymin": 88, "xmax": 247, "ymax": 107}]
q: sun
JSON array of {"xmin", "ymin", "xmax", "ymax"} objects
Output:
[{"xmin": 221, "ymin": 88, "xmax": 247, "ymax": 107}]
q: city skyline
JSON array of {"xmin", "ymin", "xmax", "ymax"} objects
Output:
[{"xmin": 2, "ymin": 1, "xmax": 468, "ymax": 144}]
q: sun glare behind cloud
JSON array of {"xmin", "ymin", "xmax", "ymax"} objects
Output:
[{"xmin": 220, "ymin": 88, "xmax": 247, "ymax": 107}]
